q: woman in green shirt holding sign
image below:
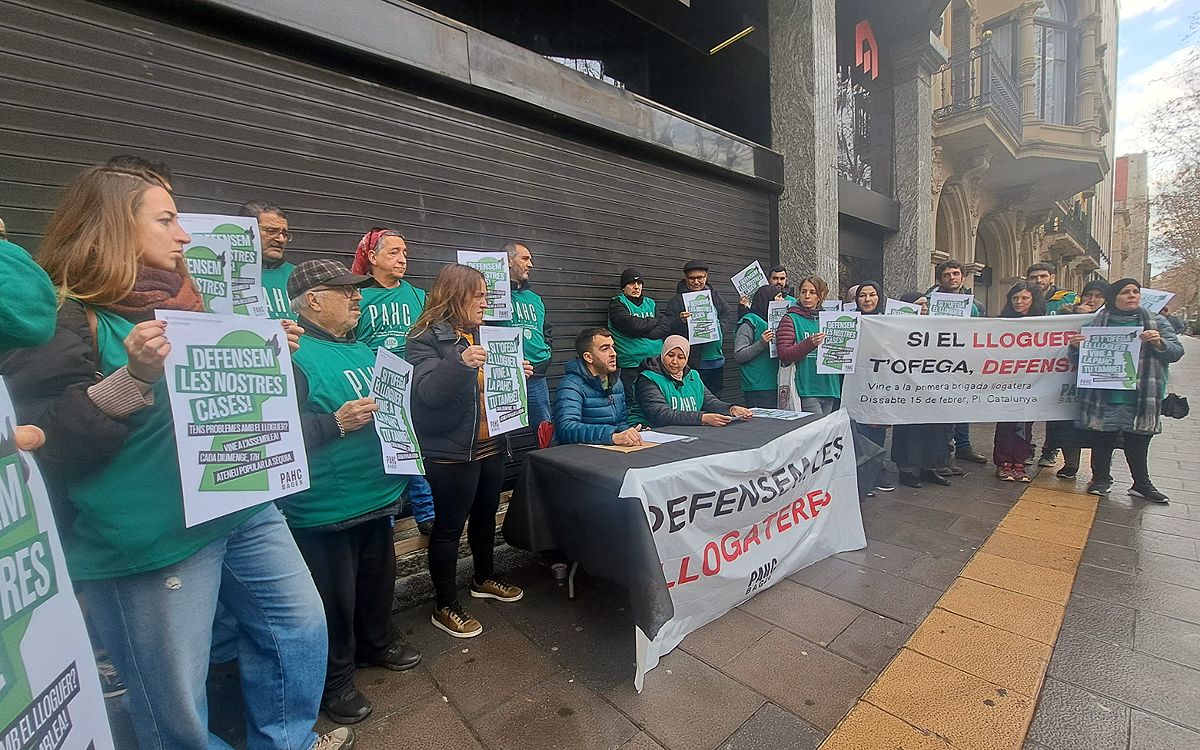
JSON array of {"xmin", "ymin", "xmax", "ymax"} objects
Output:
[
  {"xmin": 734, "ymin": 285, "xmax": 785, "ymax": 408},
  {"xmin": 636, "ymin": 335, "xmax": 752, "ymax": 427}
]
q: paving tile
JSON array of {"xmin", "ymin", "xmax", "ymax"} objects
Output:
[
  {"xmin": 619, "ymin": 732, "xmax": 668, "ymax": 750},
  {"xmin": 1082, "ymin": 539, "xmax": 1139, "ymax": 574},
  {"xmin": 998, "ymin": 513, "xmax": 1091, "ymax": 548},
  {"xmin": 827, "ymin": 611, "xmax": 915, "ymax": 672},
  {"xmin": 680, "ymin": 607, "xmax": 773, "ymax": 669},
  {"xmin": 1134, "ymin": 610, "xmax": 1200, "ymax": 671},
  {"xmin": 1019, "ymin": 487, "xmax": 1098, "ymax": 511},
  {"xmin": 868, "ymin": 499, "xmax": 962, "ymax": 531},
  {"xmin": 1025, "ymin": 677, "xmax": 1130, "ymax": 750},
  {"xmin": 944, "ymin": 514, "xmax": 998, "ymax": 542},
  {"xmin": 1129, "ymin": 710, "xmax": 1200, "ymax": 750},
  {"xmin": 737, "ymin": 580, "xmax": 862, "ymax": 644},
  {"xmin": 981, "ymin": 531, "xmax": 1083, "ymax": 573},
  {"xmin": 722, "ymin": 627, "xmax": 875, "ymax": 732},
  {"xmin": 426, "ymin": 626, "xmax": 561, "ymax": 718},
  {"xmin": 1048, "ymin": 629, "xmax": 1200, "ymax": 729},
  {"xmin": 1138, "ymin": 550, "xmax": 1200, "ymax": 591},
  {"xmin": 353, "ymin": 695, "xmax": 484, "ymax": 750},
  {"xmin": 906, "ymin": 494, "xmax": 1013, "ymax": 524},
  {"xmin": 1074, "ymin": 564, "xmax": 1200, "ymax": 625},
  {"xmin": 821, "ymin": 565, "xmax": 942, "ymax": 624},
  {"xmin": 1142, "ymin": 514, "xmax": 1200, "ymax": 540},
  {"xmin": 393, "ymin": 598, "xmax": 511, "ymax": 658},
  {"xmin": 882, "ymin": 521, "xmax": 980, "ymax": 561},
  {"xmin": 1059, "ymin": 593, "xmax": 1136, "ymax": 648},
  {"xmin": 906, "ymin": 608, "xmax": 1051, "ymax": 698},
  {"xmin": 1008, "ymin": 500, "xmax": 1096, "ymax": 528},
  {"xmin": 937, "ymin": 578, "xmax": 1066, "ymax": 645},
  {"xmin": 897, "ymin": 553, "xmax": 966, "ymax": 589},
  {"xmin": 470, "ymin": 672, "xmax": 638, "ymax": 750},
  {"xmin": 863, "ymin": 648, "xmax": 1036, "ymax": 750},
  {"xmin": 345, "ymin": 665, "xmax": 440, "ymax": 729},
  {"xmin": 718, "ymin": 703, "xmax": 824, "ymax": 750},
  {"xmin": 1073, "ymin": 562, "xmax": 1137, "ymax": 601},
  {"xmin": 1096, "ymin": 505, "xmax": 1145, "ymax": 528},
  {"xmin": 1088, "ymin": 522, "xmax": 1200, "ymax": 560},
  {"xmin": 819, "ymin": 701, "xmax": 953, "ymax": 750},
  {"xmin": 834, "ymin": 538, "xmax": 923, "ymax": 574},
  {"xmin": 960, "ymin": 552, "xmax": 1076, "ymax": 605},
  {"xmin": 606, "ymin": 650, "xmax": 764, "ymax": 750},
  {"xmin": 785, "ymin": 556, "xmax": 860, "ymax": 590}
]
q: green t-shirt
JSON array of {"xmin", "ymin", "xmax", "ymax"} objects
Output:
[
  {"xmin": 0, "ymin": 239, "xmax": 56, "ymax": 352},
  {"xmin": 505, "ymin": 287, "xmax": 551, "ymax": 367},
  {"xmin": 787, "ymin": 312, "xmax": 841, "ymax": 398},
  {"xmin": 355, "ymin": 280, "xmax": 427, "ymax": 357},
  {"xmin": 610, "ymin": 294, "xmax": 662, "ymax": 369},
  {"xmin": 284, "ymin": 336, "xmax": 408, "ymax": 528},
  {"xmin": 65, "ymin": 308, "xmax": 265, "ymax": 580},
  {"xmin": 642, "ymin": 368, "xmax": 707, "ymax": 417},
  {"xmin": 262, "ymin": 261, "xmax": 296, "ymax": 320},
  {"xmin": 737, "ymin": 314, "xmax": 778, "ymax": 393}
]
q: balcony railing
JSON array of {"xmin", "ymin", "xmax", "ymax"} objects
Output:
[
  {"xmin": 933, "ymin": 40, "xmax": 1022, "ymax": 140},
  {"xmin": 1043, "ymin": 205, "xmax": 1108, "ymax": 265}
]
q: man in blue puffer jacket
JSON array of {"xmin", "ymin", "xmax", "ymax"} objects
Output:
[{"xmin": 554, "ymin": 328, "xmax": 645, "ymax": 446}]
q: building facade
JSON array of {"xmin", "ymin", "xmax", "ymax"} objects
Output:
[{"xmin": 1111, "ymin": 153, "xmax": 1151, "ymax": 284}]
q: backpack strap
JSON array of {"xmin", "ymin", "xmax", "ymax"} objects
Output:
[{"xmin": 82, "ymin": 303, "xmax": 102, "ymax": 382}]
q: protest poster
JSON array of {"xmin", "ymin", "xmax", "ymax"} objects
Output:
[
  {"xmin": 885, "ymin": 298, "xmax": 922, "ymax": 315},
  {"xmin": 842, "ymin": 302, "xmax": 857, "ymax": 311},
  {"xmin": 179, "ymin": 214, "xmax": 268, "ymax": 318},
  {"xmin": 480, "ymin": 326, "xmax": 529, "ymax": 435},
  {"xmin": 0, "ymin": 379, "xmax": 115, "ymax": 749},
  {"xmin": 767, "ymin": 299, "xmax": 790, "ymax": 358},
  {"xmin": 840, "ymin": 313, "xmax": 1094, "ymax": 424},
  {"xmin": 627, "ymin": 409, "xmax": 863, "ymax": 689},
  {"xmin": 183, "ymin": 234, "xmax": 234, "ymax": 315},
  {"xmin": 682, "ymin": 290, "xmax": 721, "ymax": 344},
  {"xmin": 157, "ymin": 311, "xmax": 309, "ymax": 527},
  {"xmin": 1139, "ymin": 288, "xmax": 1175, "ymax": 315},
  {"xmin": 817, "ymin": 311, "xmax": 862, "ymax": 374},
  {"xmin": 821, "ymin": 301, "xmax": 842, "ymax": 312},
  {"xmin": 457, "ymin": 250, "xmax": 512, "ymax": 321},
  {"xmin": 731, "ymin": 261, "xmax": 767, "ymax": 300},
  {"xmin": 1077, "ymin": 326, "xmax": 1142, "ymax": 390},
  {"xmin": 369, "ymin": 348, "xmax": 424, "ymax": 474},
  {"xmin": 928, "ymin": 292, "xmax": 974, "ymax": 317}
]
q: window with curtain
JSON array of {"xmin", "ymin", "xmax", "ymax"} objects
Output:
[{"xmin": 1033, "ymin": 0, "xmax": 1075, "ymax": 125}]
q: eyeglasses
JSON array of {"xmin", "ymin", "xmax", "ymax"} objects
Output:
[
  {"xmin": 262, "ymin": 227, "xmax": 293, "ymax": 242},
  {"xmin": 310, "ymin": 285, "xmax": 359, "ymax": 298}
]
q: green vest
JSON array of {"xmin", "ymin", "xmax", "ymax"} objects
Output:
[
  {"xmin": 1046, "ymin": 288, "xmax": 1080, "ymax": 315},
  {"xmin": 738, "ymin": 314, "xmax": 778, "ymax": 393},
  {"xmin": 610, "ymin": 294, "xmax": 662, "ymax": 369},
  {"xmin": 787, "ymin": 312, "xmax": 841, "ymax": 398},
  {"xmin": 504, "ymin": 287, "xmax": 551, "ymax": 366},
  {"xmin": 356, "ymin": 280, "xmax": 427, "ymax": 357},
  {"xmin": 642, "ymin": 368, "xmax": 706, "ymax": 417},
  {"xmin": 262, "ymin": 261, "xmax": 296, "ymax": 320},
  {"xmin": 64, "ymin": 308, "xmax": 265, "ymax": 580},
  {"xmin": 285, "ymin": 337, "xmax": 408, "ymax": 528}
]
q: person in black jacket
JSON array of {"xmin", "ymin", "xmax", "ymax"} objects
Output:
[
  {"xmin": 654, "ymin": 260, "xmax": 740, "ymax": 397},
  {"xmin": 607, "ymin": 267, "xmax": 668, "ymax": 393}
]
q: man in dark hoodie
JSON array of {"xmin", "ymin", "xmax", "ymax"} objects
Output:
[{"xmin": 656, "ymin": 260, "xmax": 739, "ymax": 397}]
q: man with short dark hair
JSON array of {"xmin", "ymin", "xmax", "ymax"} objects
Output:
[
  {"xmin": 656, "ymin": 260, "xmax": 738, "ymax": 396},
  {"xmin": 1026, "ymin": 262, "xmax": 1078, "ymax": 314},
  {"xmin": 554, "ymin": 328, "xmax": 642, "ymax": 446},
  {"xmin": 929, "ymin": 259, "xmax": 988, "ymax": 464},
  {"xmin": 241, "ymin": 200, "xmax": 295, "ymax": 319},
  {"xmin": 768, "ymin": 265, "xmax": 796, "ymax": 302},
  {"xmin": 500, "ymin": 242, "xmax": 553, "ymax": 428}
]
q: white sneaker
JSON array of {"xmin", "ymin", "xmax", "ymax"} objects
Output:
[{"xmin": 313, "ymin": 727, "xmax": 356, "ymax": 750}]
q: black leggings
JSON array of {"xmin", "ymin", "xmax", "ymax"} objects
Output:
[
  {"xmin": 1089, "ymin": 431, "xmax": 1153, "ymax": 485},
  {"xmin": 425, "ymin": 454, "xmax": 506, "ymax": 608}
]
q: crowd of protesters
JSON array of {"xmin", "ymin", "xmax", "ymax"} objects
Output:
[{"xmin": 0, "ymin": 159, "xmax": 1188, "ymax": 749}]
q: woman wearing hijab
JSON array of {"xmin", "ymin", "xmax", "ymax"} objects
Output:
[
  {"xmin": 1070, "ymin": 278, "xmax": 1184, "ymax": 501},
  {"xmin": 1042, "ymin": 280, "xmax": 1107, "ymax": 479},
  {"xmin": 993, "ymin": 282, "xmax": 1047, "ymax": 482},
  {"xmin": 852, "ymin": 281, "xmax": 895, "ymax": 492},
  {"xmin": 734, "ymin": 285, "xmax": 785, "ymax": 408},
  {"xmin": 638, "ymin": 335, "xmax": 753, "ymax": 427},
  {"xmin": 889, "ymin": 293, "xmax": 954, "ymax": 488}
]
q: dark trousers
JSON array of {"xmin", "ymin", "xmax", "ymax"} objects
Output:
[
  {"xmin": 293, "ymin": 515, "xmax": 396, "ymax": 698},
  {"xmin": 744, "ymin": 390, "xmax": 777, "ymax": 408},
  {"xmin": 857, "ymin": 423, "xmax": 888, "ymax": 451},
  {"xmin": 697, "ymin": 367, "xmax": 724, "ymax": 398},
  {"xmin": 993, "ymin": 422, "xmax": 1033, "ymax": 466},
  {"xmin": 425, "ymin": 453, "xmax": 505, "ymax": 608},
  {"xmin": 1090, "ymin": 431, "xmax": 1153, "ymax": 485}
]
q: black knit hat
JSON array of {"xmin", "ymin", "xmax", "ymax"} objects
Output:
[
  {"xmin": 620, "ymin": 268, "xmax": 642, "ymax": 287},
  {"xmin": 1105, "ymin": 277, "xmax": 1141, "ymax": 309}
]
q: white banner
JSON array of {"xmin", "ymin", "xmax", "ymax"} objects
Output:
[
  {"xmin": 457, "ymin": 250, "xmax": 512, "ymax": 321},
  {"xmin": 731, "ymin": 261, "xmax": 767, "ymax": 300},
  {"xmin": 682, "ymin": 290, "xmax": 720, "ymax": 344},
  {"xmin": 370, "ymin": 348, "xmax": 425, "ymax": 474},
  {"xmin": 157, "ymin": 311, "xmax": 309, "ymax": 526},
  {"xmin": 1077, "ymin": 326, "xmax": 1142, "ymax": 390},
  {"xmin": 480, "ymin": 326, "xmax": 529, "ymax": 435},
  {"xmin": 0, "ymin": 379, "xmax": 114, "ymax": 749},
  {"xmin": 625, "ymin": 410, "xmax": 864, "ymax": 689},
  {"xmin": 179, "ymin": 214, "xmax": 268, "ymax": 318},
  {"xmin": 841, "ymin": 314, "xmax": 1094, "ymax": 424}
]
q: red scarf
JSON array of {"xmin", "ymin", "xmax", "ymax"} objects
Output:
[
  {"xmin": 351, "ymin": 228, "xmax": 391, "ymax": 276},
  {"xmin": 107, "ymin": 267, "xmax": 204, "ymax": 321}
]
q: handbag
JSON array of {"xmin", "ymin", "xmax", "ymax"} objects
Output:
[{"xmin": 1163, "ymin": 393, "xmax": 1190, "ymax": 419}]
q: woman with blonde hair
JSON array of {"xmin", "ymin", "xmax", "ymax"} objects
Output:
[{"xmin": 3, "ymin": 165, "xmax": 351, "ymax": 750}]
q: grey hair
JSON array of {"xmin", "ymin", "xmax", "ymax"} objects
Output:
[
  {"xmin": 290, "ymin": 294, "xmax": 313, "ymax": 315},
  {"xmin": 239, "ymin": 200, "xmax": 288, "ymax": 220},
  {"xmin": 501, "ymin": 242, "xmax": 527, "ymax": 259},
  {"xmin": 372, "ymin": 230, "xmax": 405, "ymax": 254}
]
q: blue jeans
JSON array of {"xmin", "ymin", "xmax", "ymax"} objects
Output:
[
  {"xmin": 83, "ymin": 505, "xmax": 327, "ymax": 750},
  {"xmin": 954, "ymin": 423, "xmax": 973, "ymax": 452},
  {"xmin": 527, "ymin": 375, "xmax": 552, "ymax": 428},
  {"xmin": 407, "ymin": 474, "xmax": 435, "ymax": 524}
]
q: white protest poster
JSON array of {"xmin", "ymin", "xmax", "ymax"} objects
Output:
[
  {"xmin": 457, "ymin": 250, "xmax": 512, "ymax": 321},
  {"xmin": 767, "ymin": 300, "xmax": 790, "ymax": 358},
  {"xmin": 842, "ymin": 302, "xmax": 857, "ymax": 311},
  {"xmin": 1139, "ymin": 288, "xmax": 1175, "ymax": 315},
  {"xmin": 928, "ymin": 292, "xmax": 974, "ymax": 317},
  {"xmin": 179, "ymin": 214, "xmax": 269, "ymax": 318},
  {"xmin": 885, "ymin": 298, "xmax": 922, "ymax": 315},
  {"xmin": 817, "ymin": 311, "xmax": 862, "ymax": 374},
  {"xmin": 369, "ymin": 348, "xmax": 424, "ymax": 474},
  {"xmin": 628, "ymin": 410, "xmax": 863, "ymax": 689},
  {"xmin": 183, "ymin": 234, "xmax": 234, "ymax": 315},
  {"xmin": 1077, "ymin": 326, "xmax": 1143, "ymax": 391},
  {"xmin": 157, "ymin": 311, "xmax": 309, "ymax": 527},
  {"xmin": 682, "ymin": 290, "xmax": 721, "ymax": 344},
  {"xmin": 480, "ymin": 326, "xmax": 529, "ymax": 435},
  {"xmin": 731, "ymin": 261, "xmax": 767, "ymax": 300},
  {"xmin": 0, "ymin": 379, "xmax": 115, "ymax": 750},
  {"xmin": 821, "ymin": 301, "xmax": 842, "ymax": 312},
  {"xmin": 840, "ymin": 313, "xmax": 1095, "ymax": 424}
]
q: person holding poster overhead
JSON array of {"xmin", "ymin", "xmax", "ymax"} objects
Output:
[
  {"xmin": 408, "ymin": 265, "xmax": 532, "ymax": 639},
  {"xmin": 990, "ymin": 282, "xmax": 1047, "ymax": 483},
  {"xmin": 776, "ymin": 275, "xmax": 841, "ymax": 416},
  {"xmin": 500, "ymin": 242, "xmax": 554, "ymax": 428},
  {"xmin": 1070, "ymin": 279, "xmax": 1184, "ymax": 502},
  {"xmin": 240, "ymin": 200, "xmax": 296, "ymax": 320},
  {"xmin": 656, "ymin": 260, "xmax": 738, "ymax": 397},
  {"xmin": 7, "ymin": 166, "xmax": 351, "ymax": 750},
  {"xmin": 608, "ymin": 267, "xmax": 666, "ymax": 394},
  {"xmin": 349, "ymin": 228, "xmax": 435, "ymax": 536},
  {"xmin": 637, "ymin": 335, "xmax": 753, "ymax": 427},
  {"xmin": 734, "ymin": 285, "xmax": 785, "ymax": 408}
]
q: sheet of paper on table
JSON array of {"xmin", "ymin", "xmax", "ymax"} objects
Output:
[
  {"xmin": 639, "ymin": 431, "xmax": 696, "ymax": 444},
  {"xmin": 748, "ymin": 408, "xmax": 811, "ymax": 420},
  {"xmin": 586, "ymin": 443, "xmax": 656, "ymax": 453}
]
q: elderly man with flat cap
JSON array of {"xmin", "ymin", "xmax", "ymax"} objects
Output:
[
  {"xmin": 281, "ymin": 259, "xmax": 422, "ymax": 726},
  {"xmin": 655, "ymin": 260, "xmax": 741, "ymax": 397}
]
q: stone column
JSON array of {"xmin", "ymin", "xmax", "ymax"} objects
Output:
[
  {"xmin": 1074, "ymin": 9, "xmax": 1101, "ymax": 135},
  {"xmin": 881, "ymin": 32, "xmax": 948, "ymax": 296},
  {"xmin": 1017, "ymin": 0, "xmax": 1044, "ymax": 124},
  {"xmin": 769, "ymin": 0, "xmax": 839, "ymax": 288}
]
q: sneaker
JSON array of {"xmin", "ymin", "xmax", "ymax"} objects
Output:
[
  {"xmin": 416, "ymin": 519, "xmax": 434, "ymax": 536},
  {"xmin": 96, "ymin": 654, "xmax": 126, "ymax": 699},
  {"xmin": 938, "ymin": 465, "xmax": 966, "ymax": 477},
  {"xmin": 358, "ymin": 640, "xmax": 421, "ymax": 672},
  {"xmin": 470, "ymin": 578, "xmax": 524, "ymax": 603},
  {"xmin": 314, "ymin": 727, "xmax": 356, "ymax": 750},
  {"xmin": 1055, "ymin": 466, "xmax": 1078, "ymax": 479},
  {"xmin": 1012, "ymin": 465, "xmax": 1032, "ymax": 483},
  {"xmin": 1086, "ymin": 479, "xmax": 1112, "ymax": 496},
  {"xmin": 322, "ymin": 688, "xmax": 371, "ymax": 724},
  {"xmin": 432, "ymin": 601, "xmax": 483, "ymax": 638},
  {"xmin": 996, "ymin": 463, "xmax": 1014, "ymax": 481},
  {"xmin": 1037, "ymin": 450, "xmax": 1060, "ymax": 468},
  {"xmin": 1129, "ymin": 483, "xmax": 1170, "ymax": 504},
  {"xmin": 956, "ymin": 448, "xmax": 989, "ymax": 464},
  {"xmin": 873, "ymin": 479, "xmax": 896, "ymax": 492}
]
